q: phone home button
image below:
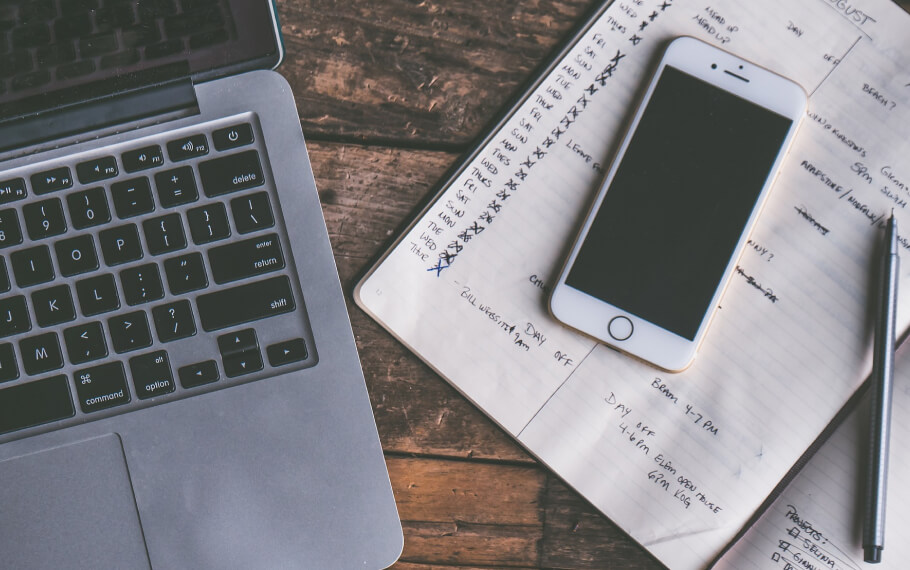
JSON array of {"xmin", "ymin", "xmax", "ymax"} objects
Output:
[{"xmin": 608, "ymin": 316, "xmax": 634, "ymax": 341}]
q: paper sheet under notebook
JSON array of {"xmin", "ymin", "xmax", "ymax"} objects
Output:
[{"xmin": 355, "ymin": 0, "xmax": 910, "ymax": 567}]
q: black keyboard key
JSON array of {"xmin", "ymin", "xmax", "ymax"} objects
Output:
[
  {"xmin": 122, "ymin": 145, "xmax": 164, "ymax": 172},
  {"xmin": 222, "ymin": 347, "xmax": 263, "ymax": 377},
  {"xmin": 197, "ymin": 275, "xmax": 295, "ymax": 332},
  {"xmin": 0, "ymin": 257, "xmax": 9, "ymax": 292},
  {"xmin": 267, "ymin": 338, "xmax": 308, "ymax": 367},
  {"xmin": 100, "ymin": 49, "xmax": 140, "ymax": 69},
  {"xmin": 231, "ymin": 192, "xmax": 274, "ymax": 234},
  {"xmin": 76, "ymin": 273, "xmax": 120, "ymax": 316},
  {"xmin": 11, "ymin": 69, "xmax": 51, "ymax": 92},
  {"xmin": 95, "ymin": 4, "xmax": 135, "ymax": 31},
  {"xmin": 99, "ymin": 223, "xmax": 143, "ymax": 265},
  {"xmin": 36, "ymin": 43, "xmax": 76, "ymax": 66},
  {"xmin": 108, "ymin": 311, "xmax": 153, "ymax": 353},
  {"xmin": 67, "ymin": 186, "xmax": 111, "ymax": 229},
  {"xmin": 18, "ymin": 1, "xmax": 57, "ymax": 25},
  {"xmin": 31, "ymin": 284, "xmax": 76, "ymax": 327},
  {"xmin": 31, "ymin": 166, "xmax": 73, "ymax": 195},
  {"xmin": 130, "ymin": 350, "xmax": 175, "ymax": 399},
  {"xmin": 0, "ymin": 342, "xmax": 17, "ymax": 382},
  {"xmin": 199, "ymin": 150, "xmax": 264, "ymax": 197},
  {"xmin": 167, "ymin": 133, "xmax": 208, "ymax": 161},
  {"xmin": 0, "ymin": 295, "xmax": 30, "ymax": 338},
  {"xmin": 54, "ymin": 12, "xmax": 92, "ymax": 40},
  {"xmin": 122, "ymin": 24, "xmax": 161, "ymax": 48},
  {"xmin": 80, "ymin": 32, "xmax": 118, "ymax": 57},
  {"xmin": 11, "ymin": 245, "xmax": 54, "ymax": 287},
  {"xmin": 0, "ymin": 51, "xmax": 32, "ymax": 78},
  {"xmin": 212, "ymin": 123, "xmax": 254, "ymax": 151},
  {"xmin": 120, "ymin": 263, "xmax": 164, "ymax": 306},
  {"xmin": 19, "ymin": 332, "xmax": 63, "ymax": 375},
  {"xmin": 178, "ymin": 359, "xmax": 219, "ymax": 388},
  {"xmin": 74, "ymin": 362, "xmax": 130, "ymax": 413},
  {"xmin": 63, "ymin": 321, "xmax": 107, "ymax": 365},
  {"xmin": 151, "ymin": 299, "xmax": 195, "ymax": 342},
  {"xmin": 23, "ymin": 197, "xmax": 66, "ymax": 240},
  {"xmin": 139, "ymin": 0, "xmax": 177, "ymax": 20},
  {"xmin": 76, "ymin": 156, "xmax": 118, "ymax": 184},
  {"xmin": 143, "ymin": 213, "xmax": 186, "ymax": 255},
  {"xmin": 208, "ymin": 233, "xmax": 284, "ymax": 284},
  {"xmin": 218, "ymin": 329, "xmax": 262, "ymax": 377},
  {"xmin": 57, "ymin": 60, "xmax": 96, "ymax": 80},
  {"xmin": 0, "ymin": 177, "xmax": 26, "ymax": 204},
  {"xmin": 11, "ymin": 23, "xmax": 50, "ymax": 48},
  {"xmin": 0, "ymin": 208, "xmax": 23, "ymax": 248},
  {"xmin": 54, "ymin": 234, "xmax": 99, "ymax": 276},
  {"xmin": 217, "ymin": 328, "xmax": 258, "ymax": 357},
  {"xmin": 154, "ymin": 166, "xmax": 198, "ymax": 207},
  {"xmin": 187, "ymin": 202, "xmax": 230, "ymax": 244},
  {"xmin": 145, "ymin": 39, "xmax": 183, "ymax": 60},
  {"xmin": 111, "ymin": 177, "xmax": 155, "ymax": 218},
  {"xmin": 163, "ymin": 252, "xmax": 206, "ymax": 294},
  {"xmin": 0, "ymin": 375, "xmax": 74, "ymax": 435},
  {"xmin": 61, "ymin": 0, "xmax": 99, "ymax": 16}
]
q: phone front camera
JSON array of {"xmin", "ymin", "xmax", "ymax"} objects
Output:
[{"xmin": 711, "ymin": 63, "xmax": 717, "ymax": 69}]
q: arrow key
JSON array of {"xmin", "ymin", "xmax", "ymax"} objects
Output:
[
  {"xmin": 222, "ymin": 348, "xmax": 263, "ymax": 378},
  {"xmin": 217, "ymin": 328, "xmax": 263, "ymax": 378},
  {"xmin": 178, "ymin": 359, "xmax": 220, "ymax": 389},
  {"xmin": 217, "ymin": 328, "xmax": 257, "ymax": 358},
  {"xmin": 267, "ymin": 338, "xmax": 308, "ymax": 367}
]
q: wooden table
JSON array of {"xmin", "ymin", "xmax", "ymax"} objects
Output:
[{"xmin": 272, "ymin": 1, "xmax": 676, "ymax": 568}]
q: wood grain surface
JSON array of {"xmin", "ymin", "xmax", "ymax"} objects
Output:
[{"xmin": 275, "ymin": 1, "xmax": 662, "ymax": 568}]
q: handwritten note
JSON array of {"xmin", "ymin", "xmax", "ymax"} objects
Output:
[
  {"xmin": 717, "ymin": 342, "xmax": 910, "ymax": 569},
  {"xmin": 356, "ymin": 0, "xmax": 910, "ymax": 568}
]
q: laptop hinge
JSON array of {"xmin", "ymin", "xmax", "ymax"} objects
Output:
[{"xmin": 0, "ymin": 77, "xmax": 198, "ymax": 155}]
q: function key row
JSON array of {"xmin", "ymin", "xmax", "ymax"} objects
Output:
[{"xmin": 0, "ymin": 123, "xmax": 255, "ymax": 205}]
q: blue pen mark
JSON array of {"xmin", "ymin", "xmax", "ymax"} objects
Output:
[{"xmin": 428, "ymin": 260, "xmax": 448, "ymax": 277}]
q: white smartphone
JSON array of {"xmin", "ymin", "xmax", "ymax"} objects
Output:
[{"xmin": 549, "ymin": 36, "xmax": 806, "ymax": 372}]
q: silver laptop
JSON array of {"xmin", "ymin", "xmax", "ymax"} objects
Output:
[{"xmin": 0, "ymin": 1, "xmax": 402, "ymax": 568}]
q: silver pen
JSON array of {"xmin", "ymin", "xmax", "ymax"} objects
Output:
[{"xmin": 863, "ymin": 212, "xmax": 899, "ymax": 564}]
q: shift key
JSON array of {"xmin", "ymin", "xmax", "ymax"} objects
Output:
[{"xmin": 197, "ymin": 275, "xmax": 295, "ymax": 331}]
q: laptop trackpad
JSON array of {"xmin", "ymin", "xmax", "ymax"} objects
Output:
[{"xmin": 0, "ymin": 434, "xmax": 151, "ymax": 570}]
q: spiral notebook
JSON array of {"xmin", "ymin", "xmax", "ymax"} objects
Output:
[{"xmin": 355, "ymin": 0, "xmax": 910, "ymax": 567}]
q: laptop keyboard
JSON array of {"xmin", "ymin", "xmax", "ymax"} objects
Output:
[
  {"xmin": 0, "ymin": 0, "xmax": 235, "ymax": 95},
  {"xmin": 0, "ymin": 115, "xmax": 317, "ymax": 437}
]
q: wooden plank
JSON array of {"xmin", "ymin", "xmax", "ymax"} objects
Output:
[
  {"xmin": 387, "ymin": 457, "xmax": 545, "ymax": 567},
  {"xmin": 393, "ymin": 563, "xmax": 535, "ymax": 570},
  {"xmin": 309, "ymin": 141, "xmax": 536, "ymax": 462},
  {"xmin": 399, "ymin": 521, "xmax": 541, "ymax": 568},
  {"xmin": 275, "ymin": 0, "xmax": 600, "ymax": 146},
  {"xmin": 540, "ymin": 476, "xmax": 665, "ymax": 569},
  {"xmin": 388, "ymin": 457, "xmax": 545, "ymax": 525}
]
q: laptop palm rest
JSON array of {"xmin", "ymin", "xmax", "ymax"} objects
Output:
[{"xmin": 0, "ymin": 434, "xmax": 151, "ymax": 570}]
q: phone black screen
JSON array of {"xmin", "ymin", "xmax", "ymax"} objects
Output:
[{"xmin": 565, "ymin": 65, "xmax": 793, "ymax": 340}]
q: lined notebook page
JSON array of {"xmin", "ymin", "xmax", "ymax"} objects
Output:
[
  {"xmin": 716, "ymin": 342, "xmax": 910, "ymax": 569},
  {"xmin": 356, "ymin": 0, "xmax": 910, "ymax": 567}
]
